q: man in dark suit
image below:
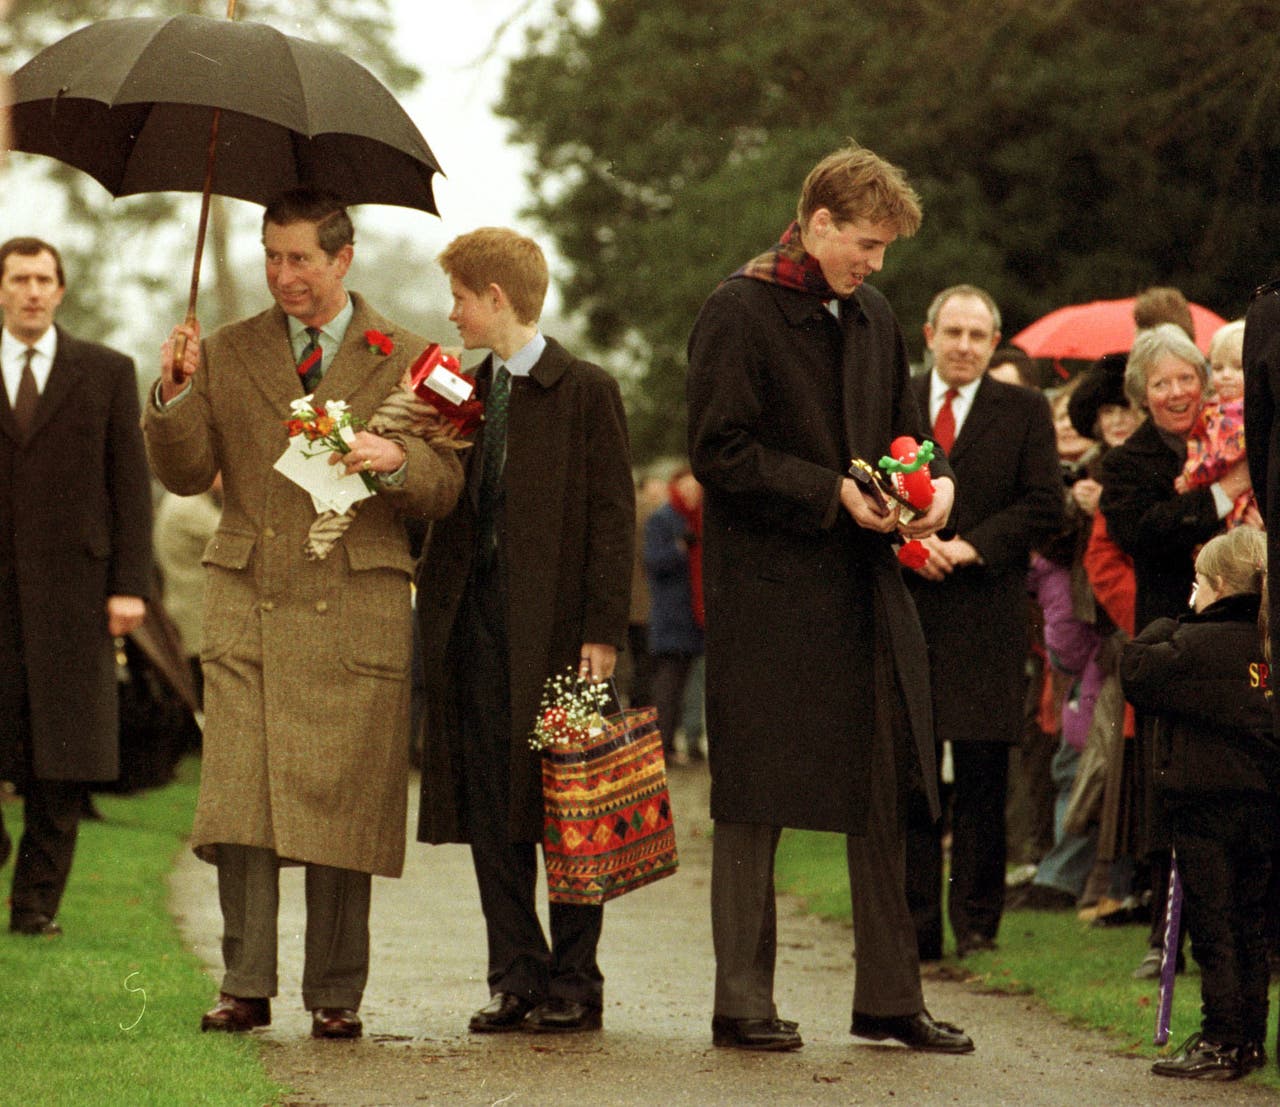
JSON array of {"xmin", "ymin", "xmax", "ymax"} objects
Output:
[
  {"xmin": 0, "ymin": 236, "xmax": 153, "ymax": 936},
  {"xmin": 904, "ymin": 284, "xmax": 1063, "ymax": 960},
  {"xmin": 417, "ymin": 227, "xmax": 634, "ymax": 1035}
]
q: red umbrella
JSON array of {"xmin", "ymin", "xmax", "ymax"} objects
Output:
[{"xmin": 1010, "ymin": 298, "xmax": 1229, "ymax": 359}]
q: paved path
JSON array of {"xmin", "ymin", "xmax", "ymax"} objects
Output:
[{"xmin": 170, "ymin": 765, "xmax": 1278, "ymax": 1106}]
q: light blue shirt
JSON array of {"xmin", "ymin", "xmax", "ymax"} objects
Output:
[
  {"xmin": 496, "ymin": 331, "xmax": 547, "ymax": 379},
  {"xmin": 287, "ymin": 295, "xmax": 354, "ymax": 384}
]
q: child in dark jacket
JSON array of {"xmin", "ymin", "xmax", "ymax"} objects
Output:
[{"xmin": 1121, "ymin": 526, "xmax": 1277, "ymax": 1081}]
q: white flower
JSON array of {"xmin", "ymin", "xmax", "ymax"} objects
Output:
[
  {"xmin": 326, "ymin": 399, "xmax": 351, "ymax": 417},
  {"xmin": 289, "ymin": 396, "xmax": 317, "ymax": 414}
]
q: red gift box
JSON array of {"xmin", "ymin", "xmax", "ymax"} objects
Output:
[{"xmin": 408, "ymin": 344, "xmax": 483, "ymax": 435}]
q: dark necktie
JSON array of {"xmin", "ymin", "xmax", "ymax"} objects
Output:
[
  {"xmin": 297, "ymin": 326, "xmax": 323, "ymax": 393},
  {"xmin": 933, "ymin": 387, "xmax": 958, "ymax": 453},
  {"xmin": 477, "ymin": 366, "xmax": 512, "ymax": 559},
  {"xmin": 13, "ymin": 347, "xmax": 38, "ymax": 438}
]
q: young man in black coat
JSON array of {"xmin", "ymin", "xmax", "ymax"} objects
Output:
[{"xmin": 688, "ymin": 144, "xmax": 971, "ymax": 1054}]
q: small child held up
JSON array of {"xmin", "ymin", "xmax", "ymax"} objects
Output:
[
  {"xmin": 1176, "ymin": 320, "xmax": 1262, "ymax": 529},
  {"xmin": 1121, "ymin": 526, "xmax": 1277, "ymax": 1081}
]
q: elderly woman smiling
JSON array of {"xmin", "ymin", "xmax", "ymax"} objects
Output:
[{"xmin": 1099, "ymin": 323, "xmax": 1249, "ymax": 630}]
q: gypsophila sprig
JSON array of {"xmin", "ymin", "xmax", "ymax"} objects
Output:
[
  {"xmin": 284, "ymin": 396, "xmax": 378, "ymax": 491},
  {"xmin": 530, "ymin": 667, "xmax": 611, "ymax": 750}
]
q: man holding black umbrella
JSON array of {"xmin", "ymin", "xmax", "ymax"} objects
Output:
[{"xmin": 144, "ymin": 188, "xmax": 463, "ymax": 1039}]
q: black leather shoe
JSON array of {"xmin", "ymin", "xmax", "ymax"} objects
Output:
[
  {"xmin": 200, "ymin": 993, "xmax": 270, "ymax": 1032},
  {"xmin": 524, "ymin": 997, "xmax": 602, "ymax": 1033},
  {"xmin": 10, "ymin": 913, "xmax": 62, "ymax": 937},
  {"xmin": 468, "ymin": 992, "xmax": 537, "ymax": 1033},
  {"xmin": 1239, "ymin": 1040, "xmax": 1266, "ymax": 1073},
  {"xmin": 852, "ymin": 1009, "xmax": 974, "ymax": 1053},
  {"xmin": 712, "ymin": 1015, "xmax": 803, "ymax": 1051},
  {"xmin": 311, "ymin": 1007, "xmax": 362, "ymax": 1039},
  {"xmin": 1152, "ymin": 1034, "xmax": 1242, "ymax": 1080}
]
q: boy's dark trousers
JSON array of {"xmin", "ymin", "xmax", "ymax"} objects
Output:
[{"xmin": 1171, "ymin": 793, "xmax": 1280, "ymax": 1046}]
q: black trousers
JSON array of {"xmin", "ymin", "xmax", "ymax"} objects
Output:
[
  {"xmin": 2, "ymin": 776, "xmax": 86, "ymax": 925},
  {"xmin": 711, "ymin": 622, "xmax": 924, "ymax": 1019},
  {"xmin": 0, "ymin": 620, "xmax": 87, "ymax": 926},
  {"xmin": 455, "ymin": 561, "xmax": 603, "ymax": 1007},
  {"xmin": 650, "ymin": 651, "xmax": 696, "ymax": 754},
  {"xmin": 906, "ymin": 740, "xmax": 1009, "ymax": 955},
  {"xmin": 1171, "ymin": 793, "xmax": 1279, "ymax": 1046}
]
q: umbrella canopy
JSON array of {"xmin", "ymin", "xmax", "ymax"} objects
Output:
[
  {"xmin": 8, "ymin": 14, "xmax": 442, "ymax": 213},
  {"xmin": 1010, "ymin": 298, "xmax": 1228, "ymax": 360}
]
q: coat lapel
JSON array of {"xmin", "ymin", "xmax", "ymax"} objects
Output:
[
  {"xmin": 949, "ymin": 375, "xmax": 998, "ymax": 463},
  {"xmin": 223, "ymin": 307, "xmax": 303, "ymax": 417}
]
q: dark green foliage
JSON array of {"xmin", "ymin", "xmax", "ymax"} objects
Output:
[{"xmin": 498, "ymin": 0, "xmax": 1280, "ymax": 460}]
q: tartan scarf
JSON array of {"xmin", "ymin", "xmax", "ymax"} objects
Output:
[{"xmin": 730, "ymin": 221, "xmax": 837, "ymax": 301}]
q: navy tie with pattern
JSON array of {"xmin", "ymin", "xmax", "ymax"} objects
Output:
[
  {"xmin": 297, "ymin": 326, "xmax": 323, "ymax": 394},
  {"xmin": 477, "ymin": 365, "xmax": 512, "ymax": 561}
]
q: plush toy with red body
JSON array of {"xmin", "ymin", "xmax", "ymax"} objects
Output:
[{"xmin": 877, "ymin": 436, "xmax": 935, "ymax": 569}]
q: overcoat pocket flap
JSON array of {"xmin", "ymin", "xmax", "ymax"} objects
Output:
[
  {"xmin": 201, "ymin": 530, "xmax": 257, "ymax": 570},
  {"xmin": 345, "ymin": 542, "xmax": 415, "ymax": 576}
]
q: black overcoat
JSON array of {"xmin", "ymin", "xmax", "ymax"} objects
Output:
[
  {"xmin": 416, "ymin": 338, "xmax": 635, "ymax": 844},
  {"xmin": 907, "ymin": 373, "xmax": 1063, "ymax": 745},
  {"xmin": 1099, "ymin": 418, "xmax": 1220, "ymax": 630},
  {"xmin": 1244, "ymin": 288, "xmax": 1280, "ymax": 682},
  {"xmin": 687, "ymin": 277, "xmax": 953, "ymax": 834},
  {"xmin": 0, "ymin": 326, "xmax": 153, "ymax": 781}
]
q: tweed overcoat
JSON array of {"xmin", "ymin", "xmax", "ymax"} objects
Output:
[
  {"xmin": 687, "ymin": 277, "xmax": 953, "ymax": 834},
  {"xmin": 143, "ymin": 295, "xmax": 464, "ymax": 877},
  {"xmin": 416, "ymin": 337, "xmax": 635, "ymax": 844},
  {"xmin": 907, "ymin": 373, "xmax": 1063, "ymax": 745},
  {"xmin": 0, "ymin": 327, "xmax": 153, "ymax": 782}
]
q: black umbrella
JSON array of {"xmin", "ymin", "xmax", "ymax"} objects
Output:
[{"xmin": 8, "ymin": 9, "xmax": 442, "ymax": 371}]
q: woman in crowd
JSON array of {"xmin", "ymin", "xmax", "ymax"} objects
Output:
[{"xmin": 1099, "ymin": 322, "xmax": 1248, "ymax": 977}]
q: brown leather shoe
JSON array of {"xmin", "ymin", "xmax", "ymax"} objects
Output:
[
  {"xmin": 311, "ymin": 1007, "xmax": 362, "ymax": 1039},
  {"xmin": 200, "ymin": 993, "xmax": 270, "ymax": 1033}
]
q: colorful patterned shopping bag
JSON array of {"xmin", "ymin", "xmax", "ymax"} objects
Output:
[{"xmin": 541, "ymin": 705, "xmax": 678, "ymax": 905}]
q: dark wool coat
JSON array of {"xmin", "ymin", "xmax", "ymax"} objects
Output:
[
  {"xmin": 687, "ymin": 277, "xmax": 953, "ymax": 834},
  {"xmin": 416, "ymin": 338, "xmax": 635, "ymax": 844},
  {"xmin": 1245, "ymin": 287, "xmax": 1280, "ymax": 687},
  {"xmin": 907, "ymin": 373, "xmax": 1063, "ymax": 745},
  {"xmin": 1099, "ymin": 417, "xmax": 1221, "ymax": 630},
  {"xmin": 0, "ymin": 327, "xmax": 153, "ymax": 782},
  {"xmin": 144, "ymin": 295, "xmax": 464, "ymax": 877},
  {"xmin": 1121, "ymin": 593, "xmax": 1277, "ymax": 797},
  {"xmin": 643, "ymin": 502, "xmax": 703, "ymax": 656}
]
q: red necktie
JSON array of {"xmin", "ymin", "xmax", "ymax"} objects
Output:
[{"xmin": 933, "ymin": 387, "xmax": 958, "ymax": 453}]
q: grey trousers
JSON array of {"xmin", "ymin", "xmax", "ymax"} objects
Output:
[
  {"xmin": 711, "ymin": 659, "xmax": 925, "ymax": 1020},
  {"xmin": 216, "ymin": 844, "xmax": 372, "ymax": 1010}
]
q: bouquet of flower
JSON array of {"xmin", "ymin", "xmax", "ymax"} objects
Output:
[
  {"xmin": 530, "ymin": 668, "xmax": 611, "ymax": 751},
  {"xmin": 285, "ymin": 396, "xmax": 378, "ymax": 492}
]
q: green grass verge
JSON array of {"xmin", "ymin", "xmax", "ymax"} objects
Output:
[
  {"xmin": 775, "ymin": 827, "xmax": 1280, "ymax": 1090},
  {"xmin": 0, "ymin": 759, "xmax": 287, "ymax": 1107}
]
